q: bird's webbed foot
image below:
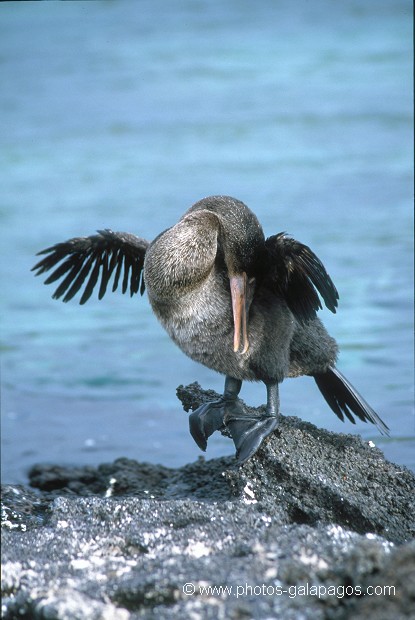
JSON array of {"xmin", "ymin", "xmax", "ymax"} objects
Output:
[
  {"xmin": 189, "ymin": 376, "xmax": 243, "ymax": 452},
  {"xmin": 189, "ymin": 378, "xmax": 280, "ymax": 466},
  {"xmin": 227, "ymin": 381, "xmax": 280, "ymax": 465},
  {"xmin": 189, "ymin": 397, "xmax": 244, "ymax": 452},
  {"xmin": 224, "ymin": 411, "xmax": 279, "ymax": 466}
]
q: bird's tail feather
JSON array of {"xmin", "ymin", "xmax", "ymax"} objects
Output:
[{"xmin": 313, "ymin": 366, "xmax": 389, "ymax": 436}]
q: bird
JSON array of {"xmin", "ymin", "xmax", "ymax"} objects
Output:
[{"xmin": 32, "ymin": 195, "xmax": 389, "ymax": 465}]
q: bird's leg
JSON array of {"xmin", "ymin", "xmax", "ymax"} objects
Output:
[
  {"xmin": 265, "ymin": 381, "xmax": 280, "ymax": 418},
  {"xmin": 224, "ymin": 381, "xmax": 280, "ymax": 466},
  {"xmin": 189, "ymin": 376, "xmax": 243, "ymax": 452}
]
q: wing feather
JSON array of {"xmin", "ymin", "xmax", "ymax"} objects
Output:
[
  {"xmin": 122, "ymin": 253, "xmax": 132, "ymax": 295},
  {"xmin": 32, "ymin": 229, "xmax": 149, "ymax": 304},
  {"xmin": 63, "ymin": 255, "xmax": 96, "ymax": 303},
  {"xmin": 264, "ymin": 233, "xmax": 339, "ymax": 323}
]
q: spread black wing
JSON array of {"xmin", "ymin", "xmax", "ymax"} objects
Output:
[
  {"xmin": 264, "ymin": 233, "xmax": 339, "ymax": 323},
  {"xmin": 32, "ymin": 230, "xmax": 149, "ymax": 304}
]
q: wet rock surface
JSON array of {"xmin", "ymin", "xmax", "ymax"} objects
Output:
[{"xmin": 2, "ymin": 382, "xmax": 415, "ymax": 619}]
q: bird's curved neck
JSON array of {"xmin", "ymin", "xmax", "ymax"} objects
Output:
[{"xmin": 144, "ymin": 210, "xmax": 221, "ymax": 302}]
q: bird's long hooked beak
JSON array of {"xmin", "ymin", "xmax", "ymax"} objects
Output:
[{"xmin": 230, "ymin": 273, "xmax": 249, "ymax": 354}]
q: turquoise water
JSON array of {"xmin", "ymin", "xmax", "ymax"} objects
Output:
[{"xmin": 1, "ymin": 0, "xmax": 413, "ymax": 483}]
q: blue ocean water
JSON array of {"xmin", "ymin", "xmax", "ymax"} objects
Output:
[{"xmin": 1, "ymin": 0, "xmax": 413, "ymax": 483}]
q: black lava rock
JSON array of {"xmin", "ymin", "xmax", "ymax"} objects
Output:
[{"xmin": 2, "ymin": 382, "xmax": 414, "ymax": 619}]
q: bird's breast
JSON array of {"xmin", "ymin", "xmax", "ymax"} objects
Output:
[
  {"xmin": 148, "ymin": 272, "xmax": 233, "ymax": 347},
  {"xmin": 147, "ymin": 271, "xmax": 256, "ymax": 377}
]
